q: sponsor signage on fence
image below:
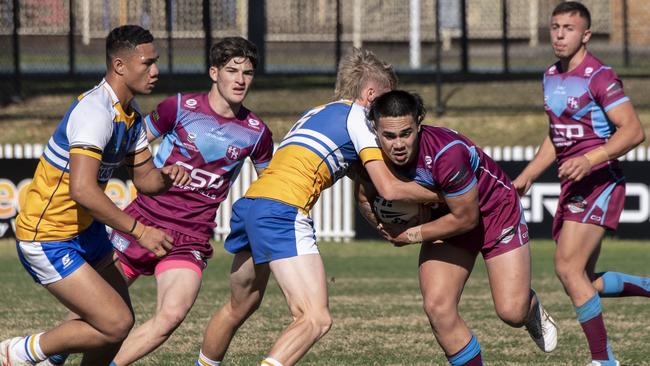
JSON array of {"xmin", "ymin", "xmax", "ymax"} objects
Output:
[
  {"xmin": 357, "ymin": 160, "xmax": 650, "ymax": 240},
  {"xmin": 3, "ymin": 145, "xmax": 650, "ymax": 241}
]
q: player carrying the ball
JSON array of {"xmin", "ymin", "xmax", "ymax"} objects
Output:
[{"xmin": 356, "ymin": 90, "xmax": 558, "ymax": 366}]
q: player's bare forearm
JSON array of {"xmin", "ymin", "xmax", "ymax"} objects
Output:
[
  {"xmin": 133, "ymin": 165, "xmax": 173, "ymax": 195},
  {"xmin": 389, "ymin": 186, "xmax": 479, "ymax": 246},
  {"xmin": 72, "ymin": 182, "xmax": 140, "ymax": 234},
  {"xmin": 419, "ymin": 188, "xmax": 479, "ymax": 242},
  {"xmin": 521, "ymin": 136, "xmax": 555, "ymax": 181},
  {"xmin": 364, "ymin": 160, "xmax": 441, "ymax": 203},
  {"xmin": 354, "ymin": 175, "xmax": 381, "ymax": 228},
  {"xmin": 513, "ymin": 136, "xmax": 555, "ymax": 194},
  {"xmin": 127, "ymin": 149, "xmax": 190, "ymax": 195},
  {"xmin": 69, "ymin": 154, "xmax": 142, "ymax": 234},
  {"xmin": 358, "ymin": 201, "xmax": 380, "ymax": 228}
]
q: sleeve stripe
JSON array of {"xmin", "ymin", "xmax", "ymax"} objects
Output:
[
  {"xmin": 359, "ymin": 147, "xmax": 384, "ymax": 164},
  {"xmin": 604, "ymin": 97, "xmax": 630, "ymax": 112},
  {"xmin": 145, "ymin": 114, "xmax": 162, "ymax": 138},
  {"xmin": 444, "ymin": 177, "xmax": 478, "ymax": 197},
  {"xmin": 70, "ymin": 147, "xmax": 102, "ymax": 160}
]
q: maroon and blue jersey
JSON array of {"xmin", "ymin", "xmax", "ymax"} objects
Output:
[
  {"xmin": 410, "ymin": 126, "xmax": 517, "ymax": 217},
  {"xmin": 409, "ymin": 126, "xmax": 527, "ymax": 252},
  {"xmin": 132, "ymin": 93, "xmax": 273, "ymax": 241},
  {"xmin": 543, "ymin": 52, "xmax": 629, "ymax": 166}
]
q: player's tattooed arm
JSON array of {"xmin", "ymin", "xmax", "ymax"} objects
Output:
[
  {"xmin": 124, "ymin": 147, "xmax": 192, "ymax": 195},
  {"xmin": 353, "ymin": 165, "xmax": 381, "ymax": 228}
]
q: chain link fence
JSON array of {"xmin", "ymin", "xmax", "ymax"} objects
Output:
[{"xmin": 2, "ymin": 0, "xmax": 650, "ymax": 102}]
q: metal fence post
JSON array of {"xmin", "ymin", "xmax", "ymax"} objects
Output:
[
  {"xmin": 69, "ymin": 0, "xmax": 76, "ymax": 75},
  {"xmin": 12, "ymin": 0, "xmax": 21, "ymax": 100},
  {"xmin": 623, "ymin": 0, "xmax": 630, "ymax": 68},
  {"xmin": 248, "ymin": 0, "xmax": 266, "ymax": 74},
  {"xmin": 501, "ymin": 0, "xmax": 509, "ymax": 73},
  {"xmin": 460, "ymin": 0, "xmax": 468, "ymax": 73},
  {"xmin": 203, "ymin": 0, "xmax": 212, "ymax": 72},
  {"xmin": 435, "ymin": 0, "xmax": 444, "ymax": 116},
  {"xmin": 165, "ymin": 0, "xmax": 173, "ymax": 74},
  {"xmin": 335, "ymin": 0, "xmax": 342, "ymax": 71}
]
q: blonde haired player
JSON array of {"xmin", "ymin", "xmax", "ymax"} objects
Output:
[{"xmin": 195, "ymin": 48, "xmax": 438, "ymax": 366}]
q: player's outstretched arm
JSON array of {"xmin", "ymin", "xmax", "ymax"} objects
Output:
[
  {"xmin": 512, "ymin": 136, "xmax": 556, "ymax": 196},
  {"xmin": 364, "ymin": 160, "xmax": 441, "ymax": 203},
  {"xmin": 558, "ymin": 101, "xmax": 645, "ymax": 181},
  {"xmin": 125, "ymin": 148, "xmax": 191, "ymax": 195}
]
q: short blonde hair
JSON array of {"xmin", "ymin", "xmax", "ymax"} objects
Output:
[{"xmin": 334, "ymin": 48, "xmax": 397, "ymax": 101}]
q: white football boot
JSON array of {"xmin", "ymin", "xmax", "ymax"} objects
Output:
[{"xmin": 524, "ymin": 297, "xmax": 558, "ymax": 352}]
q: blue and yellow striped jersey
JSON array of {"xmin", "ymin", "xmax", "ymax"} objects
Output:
[
  {"xmin": 245, "ymin": 100, "xmax": 383, "ymax": 212},
  {"xmin": 15, "ymin": 79, "xmax": 148, "ymax": 241}
]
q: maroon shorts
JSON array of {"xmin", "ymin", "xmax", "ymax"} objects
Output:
[
  {"xmin": 430, "ymin": 199, "xmax": 529, "ymax": 260},
  {"xmin": 110, "ymin": 204, "xmax": 214, "ymax": 279},
  {"xmin": 552, "ymin": 165, "xmax": 625, "ymax": 241}
]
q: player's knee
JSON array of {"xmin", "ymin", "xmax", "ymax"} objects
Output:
[
  {"xmin": 422, "ymin": 296, "xmax": 456, "ymax": 326},
  {"xmin": 306, "ymin": 309, "xmax": 332, "ymax": 337},
  {"xmin": 554, "ymin": 259, "xmax": 578, "ymax": 285},
  {"xmin": 103, "ymin": 311, "xmax": 134, "ymax": 343},
  {"xmin": 156, "ymin": 304, "xmax": 190, "ymax": 334},
  {"xmin": 495, "ymin": 300, "xmax": 528, "ymax": 327},
  {"xmin": 229, "ymin": 296, "xmax": 262, "ymax": 322}
]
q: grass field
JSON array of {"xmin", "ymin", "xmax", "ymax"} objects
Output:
[{"xmin": 1, "ymin": 239, "xmax": 648, "ymax": 365}]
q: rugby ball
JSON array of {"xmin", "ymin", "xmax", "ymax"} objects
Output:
[{"xmin": 373, "ymin": 196, "xmax": 421, "ymax": 225}]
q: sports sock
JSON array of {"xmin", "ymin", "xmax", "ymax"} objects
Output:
[
  {"xmin": 11, "ymin": 333, "xmax": 47, "ymax": 363},
  {"xmin": 599, "ymin": 271, "xmax": 650, "ymax": 297},
  {"xmin": 575, "ymin": 293, "xmax": 615, "ymax": 362},
  {"xmin": 196, "ymin": 349, "xmax": 221, "ymax": 366},
  {"xmin": 447, "ymin": 334, "xmax": 483, "ymax": 366},
  {"xmin": 260, "ymin": 357, "xmax": 284, "ymax": 366}
]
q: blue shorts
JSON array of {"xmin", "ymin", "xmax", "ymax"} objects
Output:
[
  {"xmin": 16, "ymin": 221, "xmax": 114, "ymax": 285},
  {"xmin": 224, "ymin": 197, "xmax": 319, "ymax": 264}
]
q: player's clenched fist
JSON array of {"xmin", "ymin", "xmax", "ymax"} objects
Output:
[
  {"xmin": 132, "ymin": 222, "xmax": 173, "ymax": 257},
  {"xmin": 161, "ymin": 163, "xmax": 192, "ymax": 187}
]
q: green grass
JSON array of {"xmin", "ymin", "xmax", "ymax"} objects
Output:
[{"xmin": 1, "ymin": 239, "xmax": 649, "ymax": 365}]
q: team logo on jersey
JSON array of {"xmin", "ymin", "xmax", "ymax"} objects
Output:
[
  {"xmin": 548, "ymin": 65, "xmax": 557, "ymax": 75},
  {"xmin": 584, "ymin": 67, "xmax": 593, "ymax": 76},
  {"xmin": 184, "ymin": 99, "xmax": 198, "ymax": 108},
  {"xmin": 567, "ymin": 195, "xmax": 588, "ymax": 213},
  {"xmin": 227, "ymin": 145, "xmax": 241, "ymax": 160},
  {"xmin": 187, "ymin": 132, "xmax": 197, "ymax": 141},
  {"xmin": 424, "ymin": 155, "xmax": 433, "ymax": 168},
  {"xmin": 567, "ymin": 96, "xmax": 580, "ymax": 110},
  {"xmin": 248, "ymin": 118, "xmax": 260, "ymax": 129}
]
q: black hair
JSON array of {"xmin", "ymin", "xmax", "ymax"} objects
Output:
[
  {"xmin": 367, "ymin": 90, "xmax": 426, "ymax": 126},
  {"xmin": 552, "ymin": 1, "xmax": 591, "ymax": 29},
  {"xmin": 210, "ymin": 37, "xmax": 258, "ymax": 69},
  {"xmin": 106, "ymin": 25, "xmax": 154, "ymax": 67}
]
